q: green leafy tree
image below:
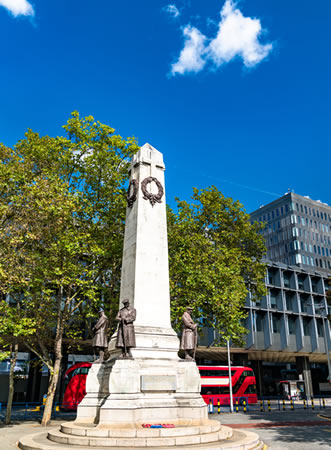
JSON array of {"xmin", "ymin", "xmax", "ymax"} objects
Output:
[
  {"xmin": 0, "ymin": 112, "xmax": 138, "ymax": 425},
  {"xmin": 0, "ymin": 300, "xmax": 36, "ymax": 424},
  {"xmin": 167, "ymin": 186, "xmax": 266, "ymax": 346}
]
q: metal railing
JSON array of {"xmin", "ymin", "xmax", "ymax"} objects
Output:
[
  {"xmin": 0, "ymin": 401, "xmax": 79, "ymax": 421},
  {"xmin": 207, "ymin": 395, "xmax": 331, "ymax": 413}
]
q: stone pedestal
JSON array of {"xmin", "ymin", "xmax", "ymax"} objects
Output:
[{"xmin": 77, "ymin": 358, "xmax": 207, "ymax": 427}]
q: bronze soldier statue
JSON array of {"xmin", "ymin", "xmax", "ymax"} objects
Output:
[
  {"xmin": 92, "ymin": 309, "xmax": 109, "ymax": 363},
  {"xmin": 116, "ymin": 299, "xmax": 136, "ymax": 358},
  {"xmin": 180, "ymin": 306, "xmax": 197, "ymax": 360}
]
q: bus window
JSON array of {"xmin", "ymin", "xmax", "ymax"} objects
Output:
[
  {"xmin": 244, "ymin": 384, "xmax": 257, "ymax": 394},
  {"xmin": 199, "ymin": 369, "xmax": 236, "ymax": 377}
]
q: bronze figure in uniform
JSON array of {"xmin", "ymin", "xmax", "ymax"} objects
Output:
[
  {"xmin": 180, "ymin": 307, "xmax": 197, "ymax": 360},
  {"xmin": 116, "ymin": 299, "xmax": 136, "ymax": 358},
  {"xmin": 92, "ymin": 309, "xmax": 109, "ymax": 363}
]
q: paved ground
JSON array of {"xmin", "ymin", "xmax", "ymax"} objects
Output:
[
  {"xmin": 0, "ymin": 419, "xmax": 62, "ymax": 450},
  {"xmin": 212, "ymin": 410, "xmax": 331, "ymax": 449},
  {"xmin": 0, "ymin": 411, "xmax": 330, "ymax": 449}
]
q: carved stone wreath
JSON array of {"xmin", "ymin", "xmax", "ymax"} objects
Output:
[
  {"xmin": 141, "ymin": 176, "xmax": 164, "ymax": 207},
  {"xmin": 127, "ymin": 179, "xmax": 138, "ymax": 207}
]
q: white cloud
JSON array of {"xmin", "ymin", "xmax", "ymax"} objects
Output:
[
  {"xmin": 170, "ymin": 0, "xmax": 273, "ymax": 76},
  {"xmin": 208, "ymin": 0, "xmax": 272, "ymax": 68},
  {"xmin": 0, "ymin": 0, "xmax": 34, "ymax": 17},
  {"xmin": 171, "ymin": 25, "xmax": 207, "ymax": 75},
  {"xmin": 164, "ymin": 4, "xmax": 180, "ymax": 19}
]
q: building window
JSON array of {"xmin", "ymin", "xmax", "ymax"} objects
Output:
[
  {"xmin": 288, "ymin": 317, "xmax": 296, "ymax": 335},
  {"xmin": 295, "ymin": 254, "xmax": 302, "ymax": 264},
  {"xmin": 297, "ymin": 275, "xmax": 305, "ymax": 290},
  {"xmin": 317, "ymin": 320, "xmax": 324, "ymax": 337},
  {"xmin": 270, "ymin": 291, "xmax": 277, "ymax": 308},
  {"xmin": 256, "ymin": 312, "xmax": 263, "ymax": 332},
  {"xmin": 271, "ymin": 315, "xmax": 280, "ymax": 333},
  {"xmin": 302, "ymin": 318, "xmax": 310, "ymax": 336},
  {"xmin": 286, "ymin": 293, "xmax": 293, "ymax": 311},
  {"xmin": 300, "ymin": 295, "xmax": 307, "ymax": 313}
]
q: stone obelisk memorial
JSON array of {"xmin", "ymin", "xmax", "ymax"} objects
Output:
[
  {"xmin": 78, "ymin": 143, "xmax": 208, "ymax": 427},
  {"xmin": 19, "ymin": 144, "xmax": 261, "ymax": 448}
]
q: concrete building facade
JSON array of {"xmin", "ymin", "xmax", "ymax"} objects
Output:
[
  {"xmin": 250, "ymin": 192, "xmax": 331, "ymax": 275},
  {"xmin": 198, "ymin": 261, "xmax": 331, "ymax": 398}
]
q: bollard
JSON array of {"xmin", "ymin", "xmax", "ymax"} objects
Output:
[
  {"xmin": 322, "ymin": 398, "xmax": 325, "ymax": 409},
  {"xmin": 282, "ymin": 399, "xmax": 286, "ymax": 411},
  {"xmin": 217, "ymin": 399, "xmax": 221, "ymax": 415},
  {"xmin": 235, "ymin": 400, "xmax": 239, "ymax": 413},
  {"xmin": 311, "ymin": 397, "xmax": 315, "ymax": 410},
  {"xmin": 208, "ymin": 399, "xmax": 214, "ymax": 414},
  {"xmin": 243, "ymin": 400, "xmax": 247, "ymax": 413},
  {"xmin": 268, "ymin": 399, "xmax": 271, "ymax": 412},
  {"xmin": 290, "ymin": 399, "xmax": 294, "ymax": 410},
  {"xmin": 260, "ymin": 400, "xmax": 264, "ymax": 412},
  {"xmin": 303, "ymin": 399, "xmax": 307, "ymax": 410}
]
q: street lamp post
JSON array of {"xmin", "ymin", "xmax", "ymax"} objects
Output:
[
  {"xmin": 227, "ymin": 340, "xmax": 234, "ymax": 413},
  {"xmin": 315, "ymin": 303, "xmax": 331, "ymax": 382}
]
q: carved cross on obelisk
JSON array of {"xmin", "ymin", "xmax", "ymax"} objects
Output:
[{"xmin": 116, "ymin": 143, "xmax": 179, "ymax": 359}]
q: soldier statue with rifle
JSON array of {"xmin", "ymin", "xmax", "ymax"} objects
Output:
[
  {"xmin": 180, "ymin": 306, "xmax": 198, "ymax": 361},
  {"xmin": 116, "ymin": 299, "xmax": 136, "ymax": 358}
]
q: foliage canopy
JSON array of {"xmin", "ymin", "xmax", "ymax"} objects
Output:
[
  {"xmin": 0, "ymin": 111, "xmax": 138, "ymax": 424},
  {"xmin": 168, "ymin": 186, "xmax": 267, "ymax": 346}
]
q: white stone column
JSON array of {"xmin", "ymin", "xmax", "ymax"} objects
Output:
[{"xmin": 109, "ymin": 143, "xmax": 179, "ymax": 359}]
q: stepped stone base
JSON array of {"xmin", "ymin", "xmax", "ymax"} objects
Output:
[{"xmin": 18, "ymin": 421, "xmax": 264, "ymax": 449}]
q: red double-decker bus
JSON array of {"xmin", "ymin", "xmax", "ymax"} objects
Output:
[{"xmin": 198, "ymin": 365, "xmax": 257, "ymax": 405}]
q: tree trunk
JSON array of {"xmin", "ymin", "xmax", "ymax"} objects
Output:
[
  {"xmin": 41, "ymin": 339, "xmax": 63, "ymax": 426},
  {"xmin": 41, "ymin": 317, "xmax": 64, "ymax": 424},
  {"xmin": 4, "ymin": 343, "xmax": 18, "ymax": 425}
]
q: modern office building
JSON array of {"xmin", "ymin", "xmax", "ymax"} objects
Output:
[
  {"xmin": 198, "ymin": 261, "xmax": 331, "ymax": 398},
  {"xmin": 250, "ymin": 192, "xmax": 331, "ymax": 275}
]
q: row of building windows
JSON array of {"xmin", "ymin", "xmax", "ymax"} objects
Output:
[
  {"xmin": 292, "ymin": 227, "xmax": 331, "ymax": 245},
  {"xmin": 293, "ymin": 240, "xmax": 331, "ymax": 257},
  {"xmin": 255, "ymin": 201, "xmax": 331, "ymax": 225},
  {"xmin": 294, "ymin": 202, "xmax": 330, "ymax": 222},
  {"xmin": 267, "ymin": 246, "xmax": 331, "ymax": 269},
  {"xmin": 266, "ymin": 230, "xmax": 331, "ymax": 246},
  {"xmin": 253, "ymin": 312, "xmax": 325, "ymax": 337},
  {"xmin": 291, "ymin": 215, "xmax": 330, "ymax": 234},
  {"xmin": 268, "ymin": 291, "xmax": 325, "ymax": 311}
]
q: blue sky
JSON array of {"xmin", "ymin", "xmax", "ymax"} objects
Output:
[{"xmin": 0, "ymin": 0, "xmax": 330, "ymax": 213}]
